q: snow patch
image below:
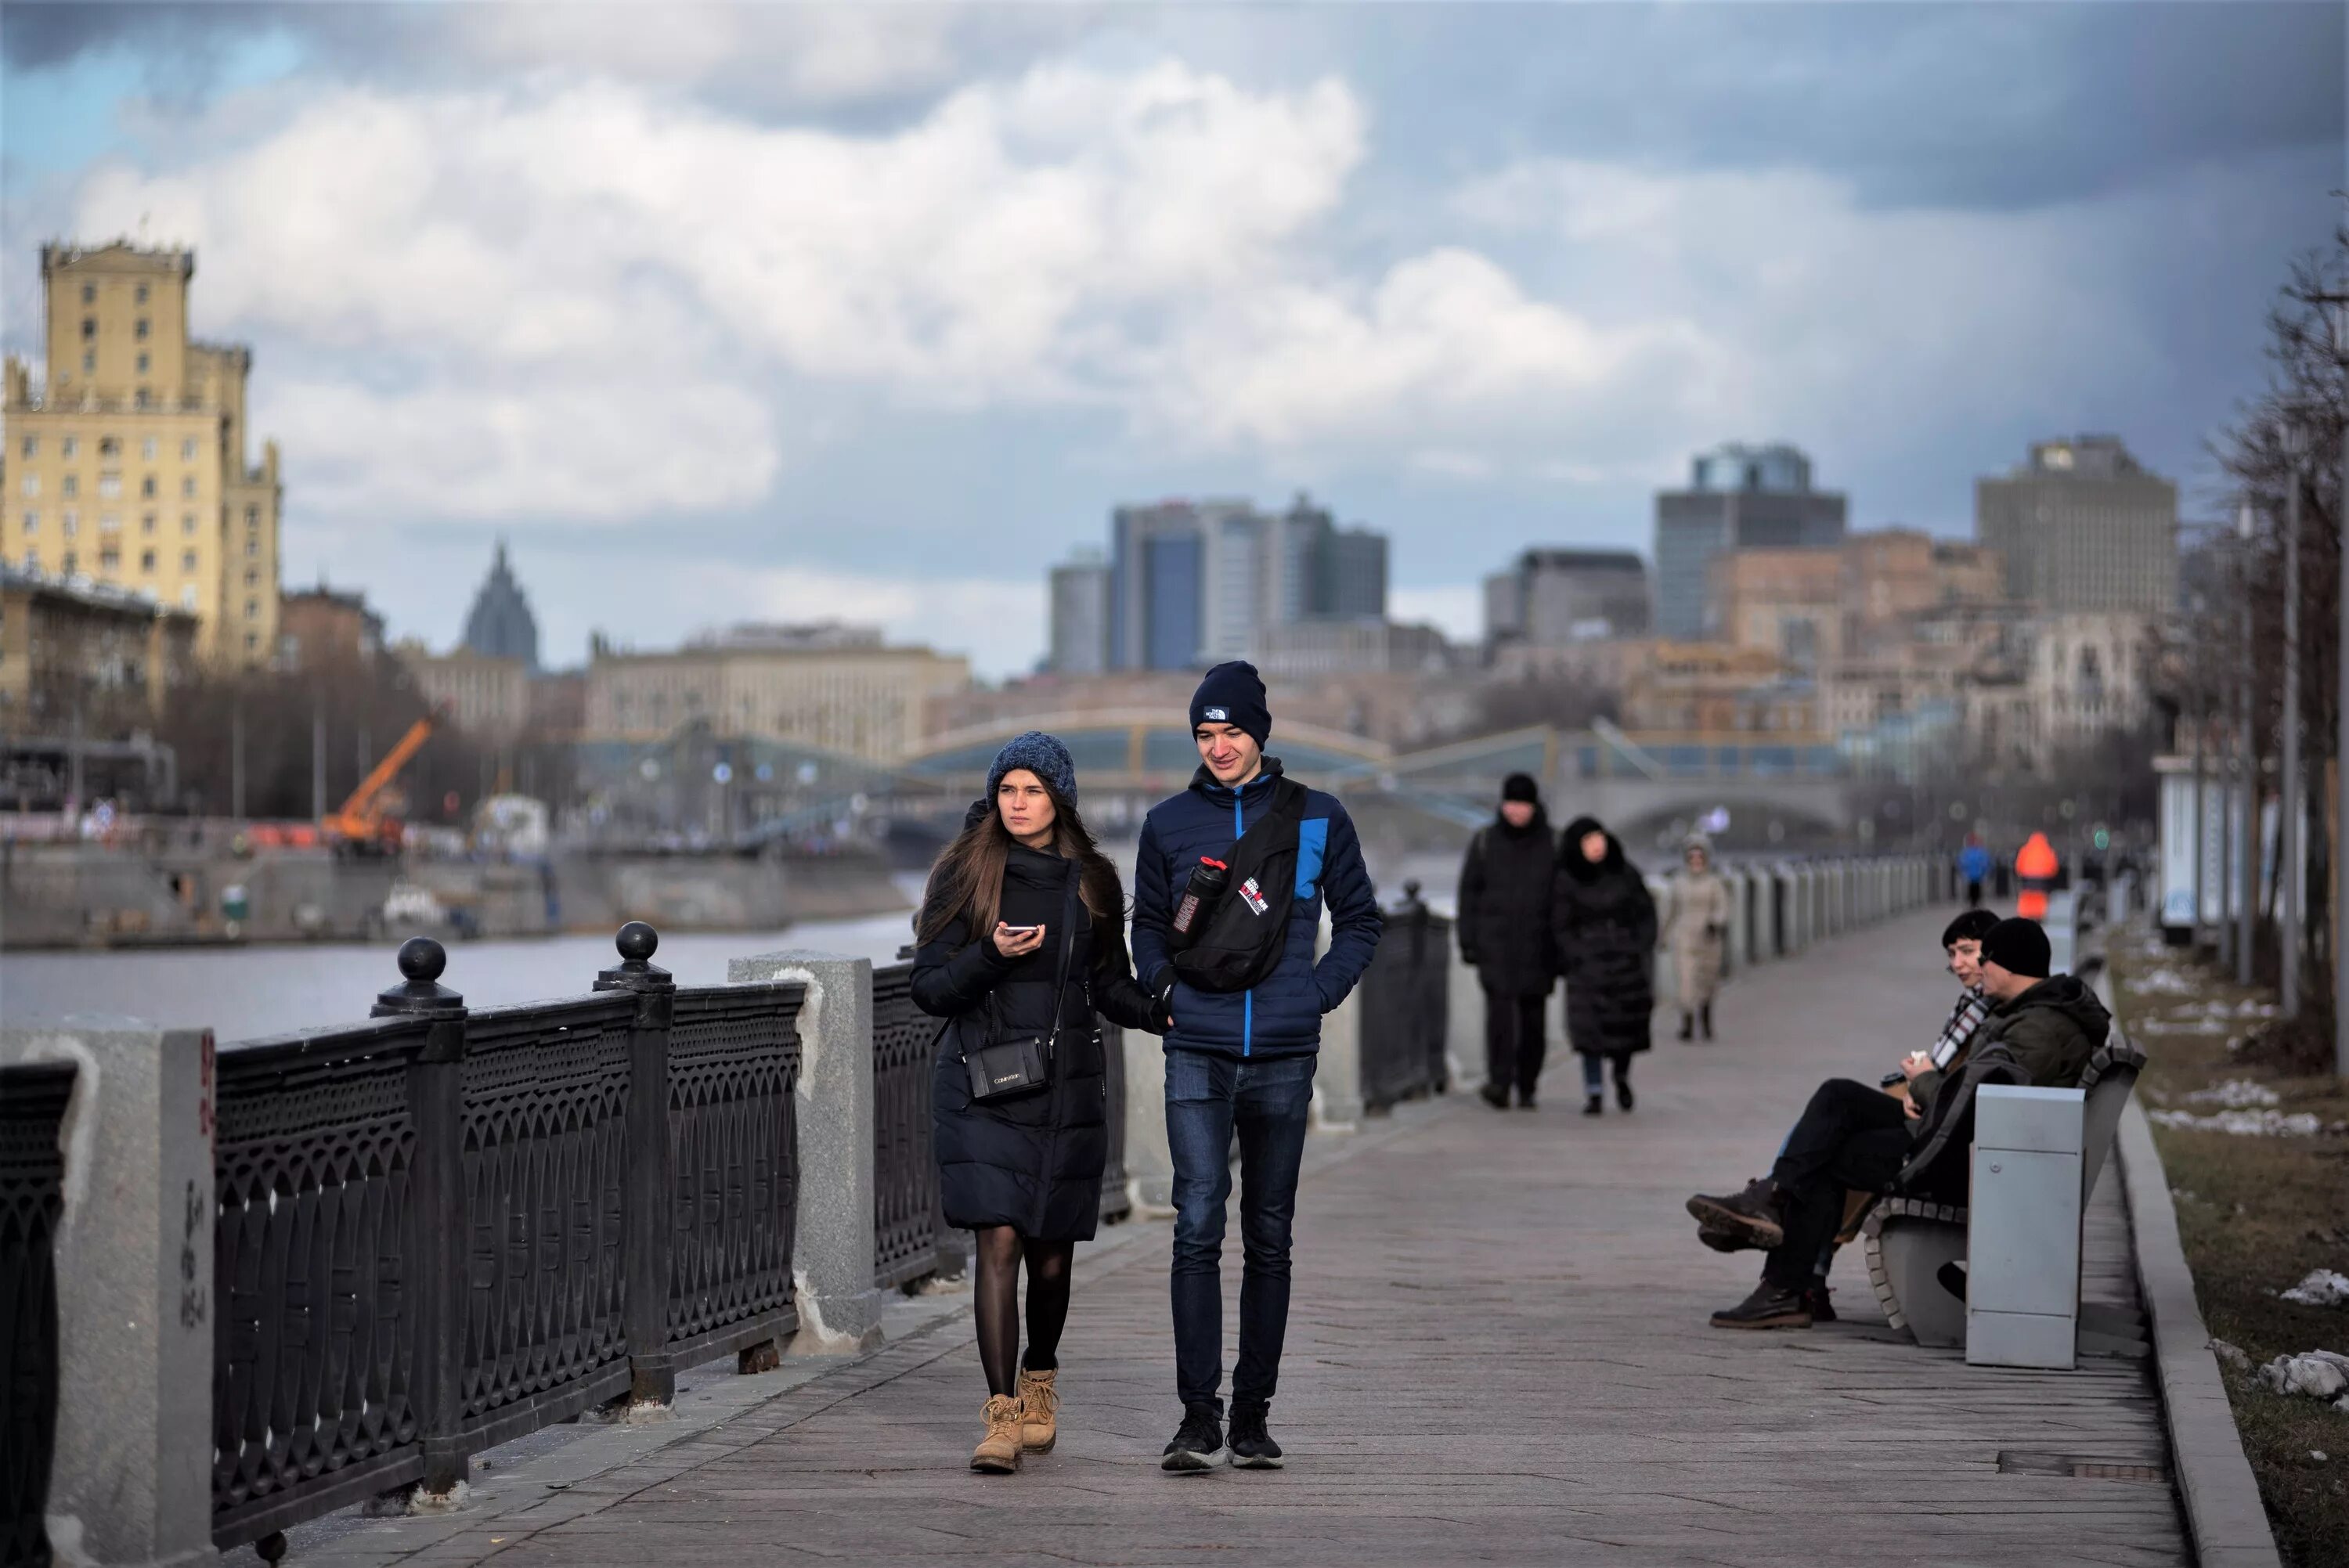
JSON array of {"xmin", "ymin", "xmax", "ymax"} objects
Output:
[
  {"xmin": 2185, "ymin": 1080, "xmax": 2282, "ymax": 1108},
  {"xmin": 2257, "ymin": 1349, "xmax": 2349, "ymax": 1400},
  {"xmin": 2280, "ymin": 1270, "xmax": 2349, "ymax": 1308}
]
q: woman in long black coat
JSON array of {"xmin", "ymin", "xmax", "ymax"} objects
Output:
[
  {"xmin": 911, "ymin": 730, "xmax": 1163, "ymax": 1474},
  {"xmin": 1457, "ymin": 772, "xmax": 1558, "ymax": 1109},
  {"xmin": 1551, "ymin": 814, "xmax": 1658, "ymax": 1116}
]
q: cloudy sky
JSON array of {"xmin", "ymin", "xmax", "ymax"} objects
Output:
[{"xmin": 3, "ymin": 2, "xmax": 2339, "ymax": 676}]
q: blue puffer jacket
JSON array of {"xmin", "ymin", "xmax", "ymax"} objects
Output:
[{"xmin": 1131, "ymin": 761, "xmax": 1383, "ymax": 1059}]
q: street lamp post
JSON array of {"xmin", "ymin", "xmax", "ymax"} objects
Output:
[
  {"xmin": 2237, "ymin": 501, "xmax": 2259, "ymax": 987},
  {"xmin": 2283, "ymin": 445, "xmax": 2304, "ymax": 1018}
]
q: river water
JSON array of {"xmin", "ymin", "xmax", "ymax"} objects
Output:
[{"xmin": 0, "ymin": 852, "xmax": 1463, "ymax": 1044}]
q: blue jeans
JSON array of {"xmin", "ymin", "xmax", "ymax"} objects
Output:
[{"xmin": 1165, "ymin": 1048, "xmax": 1315, "ymax": 1414}]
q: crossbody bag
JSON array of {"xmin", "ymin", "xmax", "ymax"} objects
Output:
[{"xmin": 958, "ymin": 876, "xmax": 1081, "ymax": 1104}]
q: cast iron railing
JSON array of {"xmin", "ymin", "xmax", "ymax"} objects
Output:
[
  {"xmin": 871, "ymin": 963, "xmax": 951, "ymax": 1289},
  {"xmin": 1358, "ymin": 883, "xmax": 1452, "ymax": 1113},
  {"xmin": 207, "ymin": 925, "xmax": 803, "ymax": 1557},
  {"xmin": 2, "ymin": 1063, "xmax": 71, "ymax": 1568}
]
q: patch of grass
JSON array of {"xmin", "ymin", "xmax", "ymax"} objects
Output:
[{"xmin": 2112, "ymin": 932, "xmax": 2349, "ymax": 1568}]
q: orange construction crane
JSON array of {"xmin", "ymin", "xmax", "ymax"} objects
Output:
[{"xmin": 324, "ymin": 710, "xmax": 438, "ymax": 849}]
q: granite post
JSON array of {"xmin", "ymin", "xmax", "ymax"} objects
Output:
[
  {"xmin": 1312, "ymin": 907, "xmax": 1363, "ymax": 1131},
  {"xmin": 727, "ymin": 950, "xmax": 885, "ymax": 1355},
  {"xmin": 2, "ymin": 1022, "xmax": 218, "ymax": 1568}
]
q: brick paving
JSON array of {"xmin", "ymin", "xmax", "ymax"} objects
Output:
[{"xmin": 310, "ymin": 907, "xmax": 2185, "ymax": 1567}]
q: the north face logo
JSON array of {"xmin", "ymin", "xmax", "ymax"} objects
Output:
[{"xmin": 1203, "ymin": 706, "xmax": 1229, "ymax": 722}]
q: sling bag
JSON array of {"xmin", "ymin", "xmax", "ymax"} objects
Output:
[
  {"xmin": 1171, "ymin": 773, "xmax": 1309, "ymax": 995},
  {"xmin": 956, "ymin": 876, "xmax": 1081, "ymax": 1104}
]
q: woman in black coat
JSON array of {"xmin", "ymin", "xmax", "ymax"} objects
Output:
[
  {"xmin": 1551, "ymin": 814, "xmax": 1658, "ymax": 1116},
  {"xmin": 911, "ymin": 731, "xmax": 1163, "ymax": 1474},
  {"xmin": 1456, "ymin": 772, "xmax": 1558, "ymax": 1109}
]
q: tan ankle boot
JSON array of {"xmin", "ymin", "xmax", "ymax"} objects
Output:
[
  {"xmin": 971, "ymin": 1395, "xmax": 1023, "ymax": 1472},
  {"xmin": 1016, "ymin": 1368, "xmax": 1059, "ymax": 1452}
]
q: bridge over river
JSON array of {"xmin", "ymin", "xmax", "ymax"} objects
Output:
[{"xmin": 263, "ymin": 906, "xmax": 2183, "ymax": 1568}]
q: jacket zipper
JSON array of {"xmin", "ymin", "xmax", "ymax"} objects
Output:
[{"xmin": 1235, "ymin": 788, "xmax": 1252, "ymax": 1058}]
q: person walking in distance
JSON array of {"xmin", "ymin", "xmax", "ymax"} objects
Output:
[
  {"xmin": 911, "ymin": 733, "xmax": 1168, "ymax": 1473},
  {"xmin": 1552, "ymin": 816, "xmax": 1658, "ymax": 1114},
  {"xmin": 1457, "ymin": 772, "xmax": 1560, "ymax": 1108},
  {"xmin": 1662, "ymin": 835, "xmax": 1730, "ymax": 1042},
  {"xmin": 1131, "ymin": 662, "xmax": 1383, "ymax": 1472},
  {"xmin": 1958, "ymin": 839, "xmax": 1992, "ymax": 909}
]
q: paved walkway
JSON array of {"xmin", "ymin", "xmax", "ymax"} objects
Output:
[{"xmin": 303, "ymin": 908, "xmax": 2185, "ymax": 1567}]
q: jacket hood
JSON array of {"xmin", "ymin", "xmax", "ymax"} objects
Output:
[
  {"xmin": 962, "ymin": 797, "xmax": 993, "ymax": 832},
  {"xmin": 2000, "ymin": 973, "xmax": 2110, "ymax": 1036},
  {"xmin": 1189, "ymin": 755, "xmax": 1288, "ymax": 800},
  {"xmin": 1559, "ymin": 816, "xmax": 1626, "ymax": 881}
]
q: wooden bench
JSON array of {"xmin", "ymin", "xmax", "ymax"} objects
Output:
[{"xmin": 1864, "ymin": 1026, "xmax": 2146, "ymax": 1354}]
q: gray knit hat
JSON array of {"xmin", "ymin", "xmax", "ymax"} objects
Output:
[{"xmin": 986, "ymin": 730, "xmax": 1078, "ymax": 803}]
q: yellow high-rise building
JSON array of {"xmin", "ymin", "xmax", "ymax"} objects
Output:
[{"xmin": 2, "ymin": 241, "xmax": 283, "ymax": 665}]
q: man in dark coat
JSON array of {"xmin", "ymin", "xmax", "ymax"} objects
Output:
[
  {"xmin": 1131, "ymin": 661, "xmax": 1383, "ymax": 1472},
  {"xmin": 1458, "ymin": 773, "xmax": 1557, "ymax": 1109},
  {"xmin": 1694, "ymin": 917, "xmax": 2109, "ymax": 1329},
  {"xmin": 1551, "ymin": 816, "xmax": 1657, "ymax": 1115}
]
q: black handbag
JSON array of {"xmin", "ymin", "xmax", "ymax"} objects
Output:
[{"xmin": 959, "ymin": 878, "xmax": 1081, "ymax": 1104}]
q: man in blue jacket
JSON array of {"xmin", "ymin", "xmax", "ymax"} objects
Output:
[{"xmin": 1131, "ymin": 661, "xmax": 1383, "ymax": 1473}]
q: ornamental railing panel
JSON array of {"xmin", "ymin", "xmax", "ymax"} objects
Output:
[
  {"xmin": 2, "ymin": 1063, "xmax": 71, "ymax": 1568},
  {"xmin": 664, "ymin": 982, "xmax": 802, "ymax": 1354},
  {"xmin": 210, "ymin": 1018, "xmax": 431, "ymax": 1545},
  {"xmin": 455, "ymin": 995, "xmax": 636, "ymax": 1441},
  {"xmin": 870, "ymin": 964, "xmax": 944, "ymax": 1289}
]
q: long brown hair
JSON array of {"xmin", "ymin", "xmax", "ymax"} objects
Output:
[{"xmin": 916, "ymin": 776, "xmax": 1125, "ymax": 957}]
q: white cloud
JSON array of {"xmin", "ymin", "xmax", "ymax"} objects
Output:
[
  {"xmin": 60, "ymin": 59, "xmax": 1744, "ymax": 531},
  {"xmin": 1450, "ymin": 157, "xmax": 2177, "ymax": 463}
]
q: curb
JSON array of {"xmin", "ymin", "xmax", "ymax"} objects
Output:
[{"xmin": 2113, "ymin": 1092, "xmax": 2284, "ymax": 1567}]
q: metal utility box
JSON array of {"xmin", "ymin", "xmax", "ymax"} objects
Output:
[{"xmin": 1966, "ymin": 1084, "xmax": 2085, "ymax": 1369}]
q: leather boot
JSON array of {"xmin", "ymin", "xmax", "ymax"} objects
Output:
[
  {"xmin": 971, "ymin": 1395, "xmax": 1023, "ymax": 1473},
  {"xmin": 1016, "ymin": 1367, "xmax": 1059, "ymax": 1453}
]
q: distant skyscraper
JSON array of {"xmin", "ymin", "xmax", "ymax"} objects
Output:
[
  {"xmin": 462, "ymin": 540, "xmax": 540, "ymax": 671},
  {"xmin": 1975, "ymin": 437, "xmax": 2177, "ymax": 614},
  {"xmin": 1484, "ymin": 549, "xmax": 1650, "ymax": 651},
  {"xmin": 1322, "ymin": 527, "xmax": 1387, "ymax": 619},
  {"xmin": 1048, "ymin": 547, "xmax": 1110, "ymax": 675},
  {"xmin": 1653, "ymin": 443, "xmax": 1846, "ymax": 639},
  {"xmin": 1106, "ymin": 496, "xmax": 1390, "ymax": 670}
]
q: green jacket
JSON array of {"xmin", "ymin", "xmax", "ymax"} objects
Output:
[{"xmin": 1910, "ymin": 975, "xmax": 2110, "ymax": 1128}]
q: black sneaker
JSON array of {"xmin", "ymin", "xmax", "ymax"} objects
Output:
[
  {"xmin": 1709, "ymin": 1281, "xmax": 1813, "ymax": 1330},
  {"xmin": 1227, "ymin": 1402, "xmax": 1283, "ymax": 1469},
  {"xmin": 1161, "ymin": 1404, "xmax": 1225, "ymax": 1472},
  {"xmin": 1478, "ymin": 1083, "xmax": 1510, "ymax": 1110},
  {"xmin": 1684, "ymin": 1179, "xmax": 1785, "ymax": 1249},
  {"xmin": 1582, "ymin": 1093, "xmax": 1604, "ymax": 1116},
  {"xmin": 1516, "ymin": 1089, "xmax": 1537, "ymax": 1111},
  {"xmin": 1803, "ymin": 1281, "xmax": 1838, "ymax": 1323},
  {"xmin": 1615, "ymin": 1078, "xmax": 1635, "ymax": 1112}
]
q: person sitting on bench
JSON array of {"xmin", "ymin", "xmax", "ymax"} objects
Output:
[
  {"xmin": 1690, "ymin": 916, "xmax": 2109, "ymax": 1330},
  {"xmin": 1684, "ymin": 909, "xmax": 1999, "ymax": 1316}
]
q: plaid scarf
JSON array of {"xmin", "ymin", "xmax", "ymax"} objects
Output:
[{"xmin": 1931, "ymin": 987, "xmax": 1990, "ymax": 1068}]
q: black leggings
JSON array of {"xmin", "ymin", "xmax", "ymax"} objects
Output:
[{"xmin": 972, "ymin": 1225, "xmax": 1076, "ymax": 1397}]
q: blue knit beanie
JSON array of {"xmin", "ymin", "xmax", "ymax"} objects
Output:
[
  {"xmin": 1189, "ymin": 661, "xmax": 1271, "ymax": 748},
  {"xmin": 986, "ymin": 730, "xmax": 1078, "ymax": 804}
]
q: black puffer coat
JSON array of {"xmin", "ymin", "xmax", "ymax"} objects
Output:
[
  {"xmin": 1456, "ymin": 809, "xmax": 1558, "ymax": 997},
  {"xmin": 1551, "ymin": 818, "xmax": 1658, "ymax": 1057},
  {"xmin": 914, "ymin": 845, "xmax": 1160, "ymax": 1241}
]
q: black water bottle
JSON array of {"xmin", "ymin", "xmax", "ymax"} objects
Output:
[{"xmin": 1168, "ymin": 856, "xmax": 1230, "ymax": 949}]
